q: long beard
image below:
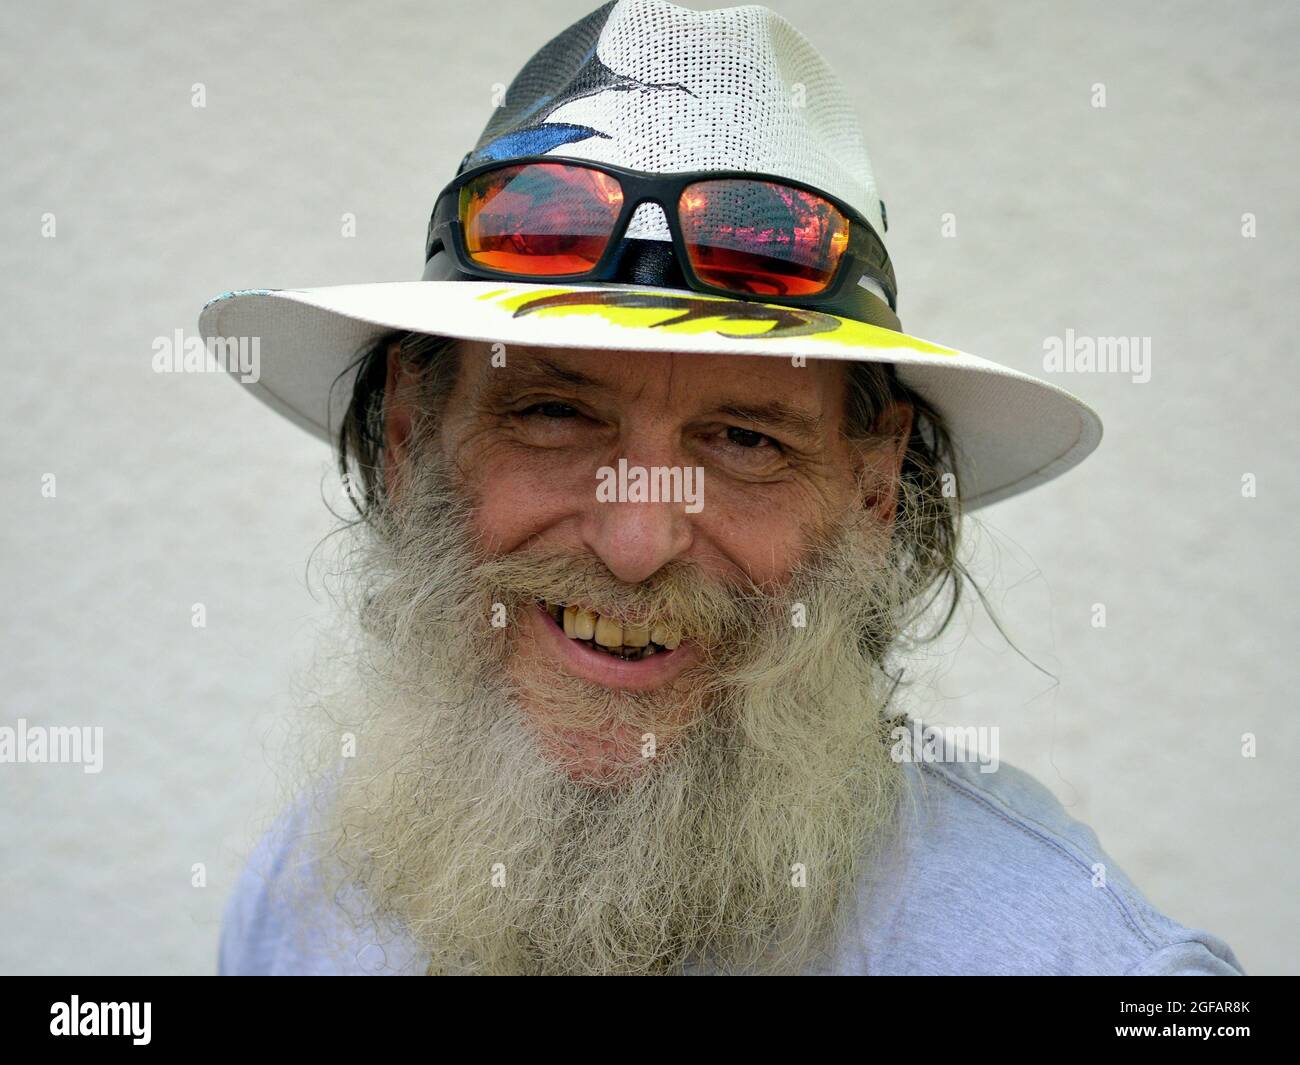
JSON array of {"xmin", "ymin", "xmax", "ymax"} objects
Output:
[{"xmin": 295, "ymin": 440, "xmax": 910, "ymax": 975}]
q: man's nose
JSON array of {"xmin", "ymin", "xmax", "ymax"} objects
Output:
[{"xmin": 579, "ymin": 463, "xmax": 696, "ymax": 584}]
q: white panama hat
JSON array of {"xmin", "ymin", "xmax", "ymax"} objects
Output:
[{"xmin": 199, "ymin": 0, "xmax": 1101, "ymax": 510}]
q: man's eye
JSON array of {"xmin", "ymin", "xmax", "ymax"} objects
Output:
[
  {"xmin": 521, "ymin": 402, "xmax": 579, "ymax": 419},
  {"xmin": 726, "ymin": 426, "xmax": 778, "ymax": 450}
]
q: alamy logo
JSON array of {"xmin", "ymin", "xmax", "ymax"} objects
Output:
[
  {"xmin": 1042, "ymin": 329, "xmax": 1151, "ymax": 383},
  {"xmin": 596, "ymin": 459, "xmax": 704, "ymax": 514},
  {"xmin": 890, "ymin": 720, "xmax": 1000, "ymax": 774},
  {"xmin": 50, "ymin": 997, "xmax": 150, "ymax": 1045},
  {"xmin": 152, "ymin": 329, "xmax": 260, "ymax": 384},
  {"xmin": 0, "ymin": 718, "xmax": 103, "ymax": 774}
]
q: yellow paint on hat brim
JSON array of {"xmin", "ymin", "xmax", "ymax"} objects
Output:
[{"xmin": 479, "ymin": 286, "xmax": 959, "ymax": 356}]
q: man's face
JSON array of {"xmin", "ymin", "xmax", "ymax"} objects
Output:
[
  {"xmin": 383, "ymin": 341, "xmax": 909, "ymax": 777},
  {"xmin": 312, "ymin": 337, "xmax": 917, "ymax": 974}
]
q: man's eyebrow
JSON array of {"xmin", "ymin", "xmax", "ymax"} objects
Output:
[
  {"xmin": 482, "ymin": 361, "xmax": 824, "ymax": 437},
  {"xmin": 487, "ymin": 357, "xmax": 610, "ymax": 393},
  {"xmin": 714, "ymin": 401, "xmax": 825, "ymax": 439}
]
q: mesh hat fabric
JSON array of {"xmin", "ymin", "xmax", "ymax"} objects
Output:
[{"xmin": 464, "ymin": 0, "xmax": 887, "ymax": 245}]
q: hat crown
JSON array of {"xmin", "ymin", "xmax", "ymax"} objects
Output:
[{"xmin": 467, "ymin": 0, "xmax": 886, "ymax": 242}]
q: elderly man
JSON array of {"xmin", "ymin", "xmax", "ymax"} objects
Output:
[{"xmin": 201, "ymin": 0, "xmax": 1242, "ymax": 975}]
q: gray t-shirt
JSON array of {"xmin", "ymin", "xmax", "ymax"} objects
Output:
[{"xmin": 219, "ymin": 726, "xmax": 1244, "ymax": 975}]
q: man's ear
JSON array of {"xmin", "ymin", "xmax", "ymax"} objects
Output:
[
  {"xmin": 382, "ymin": 338, "xmax": 420, "ymax": 502},
  {"xmin": 859, "ymin": 399, "xmax": 914, "ymax": 528}
]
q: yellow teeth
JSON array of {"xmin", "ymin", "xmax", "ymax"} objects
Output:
[
  {"xmin": 546, "ymin": 602, "xmax": 681, "ymax": 654},
  {"xmin": 594, "ymin": 616, "xmax": 623, "ymax": 648}
]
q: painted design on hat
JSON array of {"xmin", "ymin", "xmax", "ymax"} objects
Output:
[
  {"xmin": 469, "ymin": 34, "xmax": 695, "ymax": 165},
  {"xmin": 472, "ymin": 123, "xmax": 607, "ymax": 162},
  {"xmin": 484, "ymin": 286, "xmax": 959, "ymax": 354}
]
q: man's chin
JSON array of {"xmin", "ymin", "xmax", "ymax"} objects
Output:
[
  {"xmin": 507, "ymin": 634, "xmax": 713, "ymax": 783},
  {"xmin": 552, "ymin": 735, "xmax": 654, "ymax": 786},
  {"xmin": 521, "ymin": 698, "xmax": 695, "ymax": 785}
]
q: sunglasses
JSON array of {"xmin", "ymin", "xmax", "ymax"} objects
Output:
[{"xmin": 425, "ymin": 156, "xmax": 896, "ymax": 312}]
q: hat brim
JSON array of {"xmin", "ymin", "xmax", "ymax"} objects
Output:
[{"xmin": 198, "ymin": 280, "xmax": 1101, "ymax": 510}]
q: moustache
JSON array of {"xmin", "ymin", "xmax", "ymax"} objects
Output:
[{"xmin": 470, "ymin": 547, "xmax": 765, "ymax": 655}]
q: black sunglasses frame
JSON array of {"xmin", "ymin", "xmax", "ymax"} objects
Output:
[{"xmin": 425, "ymin": 155, "xmax": 897, "ymax": 312}]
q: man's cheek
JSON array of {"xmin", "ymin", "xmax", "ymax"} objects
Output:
[
  {"xmin": 472, "ymin": 490, "xmax": 542, "ymax": 550},
  {"xmin": 468, "ymin": 462, "xmax": 585, "ymax": 550},
  {"xmin": 688, "ymin": 501, "xmax": 805, "ymax": 589}
]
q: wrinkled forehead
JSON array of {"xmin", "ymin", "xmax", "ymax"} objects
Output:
[{"xmin": 461, "ymin": 342, "xmax": 849, "ymax": 437}]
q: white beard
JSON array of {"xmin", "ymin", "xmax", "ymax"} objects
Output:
[{"xmin": 291, "ymin": 442, "xmax": 910, "ymax": 975}]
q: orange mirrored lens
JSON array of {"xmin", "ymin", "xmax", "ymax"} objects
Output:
[
  {"xmin": 460, "ymin": 164, "xmax": 624, "ymax": 275},
  {"xmin": 678, "ymin": 179, "xmax": 848, "ymax": 296}
]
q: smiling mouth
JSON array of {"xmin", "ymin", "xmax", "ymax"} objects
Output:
[{"xmin": 540, "ymin": 600, "xmax": 682, "ymax": 662}]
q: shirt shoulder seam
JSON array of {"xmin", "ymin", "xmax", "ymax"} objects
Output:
[
  {"xmin": 914, "ymin": 758, "xmax": 1165, "ymax": 952},
  {"xmin": 1123, "ymin": 939, "xmax": 1239, "ymax": 976}
]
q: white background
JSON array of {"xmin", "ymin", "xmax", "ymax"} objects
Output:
[{"xmin": 0, "ymin": 0, "xmax": 1295, "ymax": 974}]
